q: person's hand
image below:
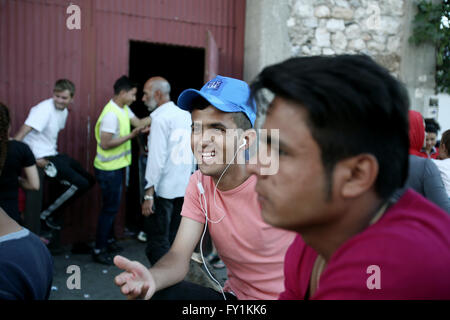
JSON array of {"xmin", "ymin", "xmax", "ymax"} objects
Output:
[
  {"xmin": 36, "ymin": 158, "xmax": 49, "ymax": 169},
  {"xmin": 142, "ymin": 198, "xmax": 154, "ymax": 216},
  {"xmin": 130, "ymin": 127, "xmax": 143, "ymax": 138},
  {"xmin": 114, "ymin": 255, "xmax": 156, "ymax": 300},
  {"xmin": 141, "ymin": 126, "xmax": 150, "ymax": 135}
]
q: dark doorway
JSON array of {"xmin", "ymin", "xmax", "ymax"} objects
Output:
[
  {"xmin": 125, "ymin": 41, "xmax": 205, "ymax": 234},
  {"xmin": 129, "ymin": 41, "xmax": 205, "ymax": 118}
]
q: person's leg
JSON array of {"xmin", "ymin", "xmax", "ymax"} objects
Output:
[
  {"xmin": 137, "ymin": 155, "xmax": 148, "ymax": 242},
  {"xmin": 152, "ymin": 281, "xmax": 236, "ymax": 300},
  {"xmin": 168, "ymin": 197, "xmax": 184, "ymax": 245},
  {"xmin": 65, "ymin": 154, "xmax": 96, "ymax": 192},
  {"xmin": 24, "ymin": 167, "xmax": 44, "ymax": 235},
  {"xmin": 94, "ymin": 168, "xmax": 123, "ymax": 263},
  {"xmin": 40, "ymin": 154, "xmax": 93, "ymax": 221},
  {"xmin": 145, "ymin": 197, "xmax": 173, "ymax": 265}
]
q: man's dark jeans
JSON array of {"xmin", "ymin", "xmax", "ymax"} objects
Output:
[
  {"xmin": 94, "ymin": 168, "xmax": 123, "ymax": 250},
  {"xmin": 25, "ymin": 154, "xmax": 95, "ymax": 235},
  {"xmin": 145, "ymin": 196, "xmax": 183, "ymax": 265},
  {"xmin": 152, "ymin": 281, "xmax": 237, "ymax": 300}
]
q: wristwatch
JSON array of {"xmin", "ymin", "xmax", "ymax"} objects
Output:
[{"xmin": 143, "ymin": 195, "xmax": 154, "ymax": 201}]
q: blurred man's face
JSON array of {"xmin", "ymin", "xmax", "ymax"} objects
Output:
[
  {"xmin": 142, "ymin": 82, "xmax": 158, "ymax": 113},
  {"xmin": 247, "ymin": 97, "xmax": 334, "ymax": 232},
  {"xmin": 426, "ymin": 132, "xmax": 437, "ymax": 152},
  {"xmin": 53, "ymin": 90, "xmax": 73, "ymax": 110},
  {"xmin": 121, "ymin": 88, "xmax": 137, "ymax": 106}
]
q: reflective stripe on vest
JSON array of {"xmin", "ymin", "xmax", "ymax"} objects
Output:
[
  {"xmin": 94, "ymin": 101, "xmax": 132, "ymax": 171},
  {"xmin": 95, "ymin": 149, "xmax": 131, "ymax": 162}
]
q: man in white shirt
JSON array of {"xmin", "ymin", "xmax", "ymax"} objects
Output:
[
  {"xmin": 14, "ymin": 79, "xmax": 95, "ymax": 236},
  {"xmin": 141, "ymin": 76, "xmax": 193, "ymax": 265}
]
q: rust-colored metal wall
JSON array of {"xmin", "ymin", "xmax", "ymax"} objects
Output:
[{"xmin": 0, "ymin": 0, "xmax": 246, "ymax": 243}]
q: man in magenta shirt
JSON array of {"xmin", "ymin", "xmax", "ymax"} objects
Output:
[
  {"xmin": 248, "ymin": 55, "xmax": 450, "ymax": 299},
  {"xmin": 113, "ymin": 76, "xmax": 295, "ymax": 300}
]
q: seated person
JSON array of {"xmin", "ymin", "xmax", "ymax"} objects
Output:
[
  {"xmin": 114, "ymin": 75, "xmax": 295, "ymax": 300},
  {"xmin": 0, "ymin": 104, "xmax": 53, "ymax": 299},
  {"xmin": 14, "ymin": 79, "xmax": 95, "ymax": 233},
  {"xmin": 249, "ymin": 55, "xmax": 450, "ymax": 299},
  {"xmin": 0, "ymin": 103, "xmax": 39, "ymax": 223}
]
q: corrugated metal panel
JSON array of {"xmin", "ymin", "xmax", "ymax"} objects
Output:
[
  {"xmin": 0, "ymin": 0, "xmax": 96, "ymax": 244},
  {"xmin": 0, "ymin": 0, "xmax": 246, "ymax": 244}
]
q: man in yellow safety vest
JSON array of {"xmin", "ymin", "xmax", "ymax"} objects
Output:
[{"xmin": 93, "ymin": 75, "xmax": 150, "ymax": 265}]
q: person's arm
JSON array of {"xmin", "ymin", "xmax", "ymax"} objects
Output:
[
  {"xmin": 13, "ymin": 125, "xmax": 33, "ymax": 141},
  {"xmin": 18, "ymin": 165, "xmax": 40, "ymax": 191},
  {"xmin": 142, "ymin": 186, "xmax": 155, "ymax": 216},
  {"xmin": 141, "ymin": 119, "xmax": 167, "ymax": 216},
  {"xmin": 114, "ymin": 217, "xmax": 204, "ymax": 299},
  {"xmin": 99, "ymin": 128, "xmax": 142, "ymax": 150},
  {"xmin": 130, "ymin": 116, "xmax": 151, "ymax": 128},
  {"xmin": 424, "ymin": 160, "xmax": 450, "ymax": 213}
]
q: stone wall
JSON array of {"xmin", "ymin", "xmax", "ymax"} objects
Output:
[{"xmin": 286, "ymin": 0, "xmax": 406, "ymax": 75}]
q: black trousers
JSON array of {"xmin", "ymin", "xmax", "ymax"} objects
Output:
[
  {"xmin": 24, "ymin": 168, "xmax": 45, "ymax": 234},
  {"xmin": 152, "ymin": 281, "xmax": 237, "ymax": 300},
  {"xmin": 145, "ymin": 196, "xmax": 184, "ymax": 265},
  {"xmin": 25, "ymin": 154, "xmax": 95, "ymax": 234}
]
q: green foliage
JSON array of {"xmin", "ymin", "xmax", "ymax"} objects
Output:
[{"xmin": 409, "ymin": 0, "xmax": 450, "ymax": 94}]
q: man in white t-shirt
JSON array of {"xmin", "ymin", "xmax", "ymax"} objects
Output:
[
  {"xmin": 14, "ymin": 79, "xmax": 95, "ymax": 240},
  {"xmin": 93, "ymin": 75, "xmax": 151, "ymax": 265}
]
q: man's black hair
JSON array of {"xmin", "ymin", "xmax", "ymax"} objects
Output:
[
  {"xmin": 114, "ymin": 75, "xmax": 137, "ymax": 95},
  {"xmin": 425, "ymin": 118, "xmax": 440, "ymax": 134},
  {"xmin": 251, "ymin": 54, "xmax": 410, "ymax": 199}
]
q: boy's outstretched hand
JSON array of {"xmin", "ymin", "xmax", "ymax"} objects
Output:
[{"xmin": 114, "ymin": 255, "xmax": 156, "ymax": 300}]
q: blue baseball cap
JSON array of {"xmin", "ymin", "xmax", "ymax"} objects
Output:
[{"xmin": 177, "ymin": 75, "xmax": 256, "ymax": 127}]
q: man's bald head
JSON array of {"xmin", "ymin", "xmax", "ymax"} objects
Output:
[
  {"xmin": 144, "ymin": 77, "xmax": 171, "ymax": 96},
  {"xmin": 142, "ymin": 77, "xmax": 171, "ymax": 112}
]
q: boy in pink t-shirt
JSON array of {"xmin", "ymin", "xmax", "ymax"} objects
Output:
[
  {"xmin": 182, "ymin": 171, "xmax": 294, "ymax": 299},
  {"xmin": 113, "ymin": 75, "xmax": 295, "ymax": 300},
  {"xmin": 248, "ymin": 55, "xmax": 450, "ymax": 299}
]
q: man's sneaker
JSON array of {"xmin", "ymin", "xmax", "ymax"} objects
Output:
[
  {"xmin": 137, "ymin": 231, "xmax": 147, "ymax": 243},
  {"xmin": 106, "ymin": 242, "xmax": 123, "ymax": 254},
  {"xmin": 45, "ymin": 216, "xmax": 62, "ymax": 230},
  {"xmin": 92, "ymin": 250, "xmax": 114, "ymax": 266}
]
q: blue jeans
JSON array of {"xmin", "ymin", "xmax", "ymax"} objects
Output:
[{"xmin": 94, "ymin": 168, "xmax": 123, "ymax": 250}]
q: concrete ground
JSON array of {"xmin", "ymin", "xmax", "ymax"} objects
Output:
[{"xmin": 49, "ymin": 237, "xmax": 227, "ymax": 300}]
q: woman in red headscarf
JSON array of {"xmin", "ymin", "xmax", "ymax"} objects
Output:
[{"xmin": 408, "ymin": 110, "xmax": 427, "ymax": 157}]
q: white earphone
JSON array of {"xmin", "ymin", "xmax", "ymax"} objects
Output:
[
  {"xmin": 239, "ymin": 138, "xmax": 246, "ymax": 149},
  {"xmin": 195, "ymin": 135, "xmax": 248, "ymax": 300}
]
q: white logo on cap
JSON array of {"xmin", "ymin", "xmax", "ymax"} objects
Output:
[{"xmin": 206, "ymin": 80, "xmax": 222, "ymax": 90}]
